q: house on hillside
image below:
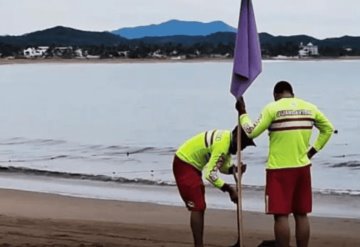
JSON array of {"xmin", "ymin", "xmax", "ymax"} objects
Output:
[
  {"xmin": 74, "ymin": 48, "xmax": 84, "ymax": 58},
  {"xmin": 298, "ymin": 42, "xmax": 319, "ymax": 57},
  {"xmin": 149, "ymin": 49, "xmax": 166, "ymax": 59},
  {"xmin": 118, "ymin": 51, "xmax": 129, "ymax": 58},
  {"xmin": 52, "ymin": 46, "xmax": 74, "ymax": 58},
  {"xmin": 23, "ymin": 46, "xmax": 49, "ymax": 58}
]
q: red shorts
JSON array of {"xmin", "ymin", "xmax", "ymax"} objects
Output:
[
  {"xmin": 173, "ymin": 155, "xmax": 206, "ymax": 211},
  {"xmin": 266, "ymin": 165, "xmax": 312, "ymax": 215}
]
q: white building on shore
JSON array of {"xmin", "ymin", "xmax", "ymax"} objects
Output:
[
  {"xmin": 299, "ymin": 42, "xmax": 319, "ymax": 57},
  {"xmin": 23, "ymin": 46, "xmax": 49, "ymax": 58}
]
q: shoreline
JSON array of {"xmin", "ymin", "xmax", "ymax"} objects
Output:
[
  {"xmin": 0, "ymin": 172, "xmax": 359, "ymax": 220},
  {"xmin": 1, "ymin": 56, "xmax": 360, "ymax": 65},
  {"xmin": 0, "ymin": 188, "xmax": 359, "ymax": 246}
]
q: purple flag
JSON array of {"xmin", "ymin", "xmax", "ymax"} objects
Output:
[{"xmin": 230, "ymin": 0, "xmax": 262, "ymax": 99}]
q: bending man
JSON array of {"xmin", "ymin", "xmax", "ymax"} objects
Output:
[{"xmin": 173, "ymin": 127, "xmax": 255, "ymax": 247}]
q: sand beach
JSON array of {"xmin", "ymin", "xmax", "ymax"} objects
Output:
[{"xmin": 0, "ymin": 189, "xmax": 358, "ymax": 246}]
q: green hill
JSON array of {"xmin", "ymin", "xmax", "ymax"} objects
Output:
[{"xmin": 0, "ymin": 26, "xmax": 128, "ymax": 47}]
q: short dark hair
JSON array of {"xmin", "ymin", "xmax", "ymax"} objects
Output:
[
  {"xmin": 273, "ymin": 81, "xmax": 294, "ymax": 95},
  {"xmin": 230, "ymin": 126, "xmax": 256, "ymax": 154}
]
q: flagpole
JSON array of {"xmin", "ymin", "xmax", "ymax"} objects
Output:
[
  {"xmin": 236, "ymin": 118, "xmax": 244, "ymax": 247},
  {"xmin": 230, "ymin": 0, "xmax": 262, "ymax": 246}
]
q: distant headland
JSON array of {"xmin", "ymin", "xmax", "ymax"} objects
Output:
[{"xmin": 1, "ymin": 20, "xmax": 359, "ymax": 60}]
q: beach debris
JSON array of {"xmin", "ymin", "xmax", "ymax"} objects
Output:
[
  {"xmin": 257, "ymin": 240, "xmax": 277, "ymax": 247},
  {"xmin": 229, "ymin": 239, "xmax": 240, "ymax": 247}
]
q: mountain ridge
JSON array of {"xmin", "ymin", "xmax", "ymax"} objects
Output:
[
  {"xmin": 1, "ymin": 26, "xmax": 359, "ymax": 49},
  {"xmin": 0, "ymin": 26, "xmax": 127, "ymax": 46},
  {"xmin": 1, "ymin": 25, "xmax": 359, "ymax": 58},
  {"xmin": 112, "ymin": 19, "xmax": 237, "ymax": 39}
]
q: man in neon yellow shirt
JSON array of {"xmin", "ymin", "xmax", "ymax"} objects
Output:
[
  {"xmin": 236, "ymin": 81, "xmax": 334, "ymax": 247},
  {"xmin": 173, "ymin": 126, "xmax": 255, "ymax": 247}
]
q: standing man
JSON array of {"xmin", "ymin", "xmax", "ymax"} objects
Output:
[
  {"xmin": 236, "ymin": 81, "xmax": 334, "ymax": 247},
  {"xmin": 173, "ymin": 127, "xmax": 255, "ymax": 247}
]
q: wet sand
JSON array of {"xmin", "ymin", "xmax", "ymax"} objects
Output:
[{"xmin": 0, "ymin": 189, "xmax": 359, "ymax": 246}]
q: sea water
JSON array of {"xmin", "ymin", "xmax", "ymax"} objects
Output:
[{"xmin": 0, "ymin": 60, "xmax": 359, "ymax": 218}]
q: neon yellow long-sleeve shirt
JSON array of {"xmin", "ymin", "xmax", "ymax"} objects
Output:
[
  {"xmin": 175, "ymin": 130, "xmax": 233, "ymax": 189},
  {"xmin": 240, "ymin": 97, "xmax": 334, "ymax": 169}
]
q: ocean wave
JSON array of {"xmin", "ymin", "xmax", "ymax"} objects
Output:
[
  {"xmin": 8, "ymin": 138, "xmax": 360, "ymax": 169},
  {"xmin": 0, "ymin": 154, "xmax": 82, "ymax": 163},
  {"xmin": 315, "ymin": 188, "xmax": 360, "ymax": 197},
  {"xmin": 0, "ymin": 166, "xmax": 359, "ymax": 197},
  {"xmin": 242, "ymin": 185, "xmax": 360, "ymax": 197},
  {"xmin": 329, "ymin": 161, "xmax": 360, "ymax": 169},
  {"xmin": 332, "ymin": 153, "xmax": 360, "ymax": 158},
  {"xmin": 0, "ymin": 166, "xmax": 173, "ymax": 186},
  {"xmin": 0, "ymin": 137, "xmax": 176, "ymax": 163},
  {"xmin": 0, "ymin": 137, "xmax": 66, "ymax": 146},
  {"xmin": 124, "ymin": 147, "xmax": 176, "ymax": 155},
  {"xmin": 0, "ymin": 137, "xmax": 175, "ymax": 153}
]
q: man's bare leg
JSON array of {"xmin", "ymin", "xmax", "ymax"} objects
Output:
[
  {"xmin": 294, "ymin": 213, "xmax": 309, "ymax": 247},
  {"xmin": 191, "ymin": 210, "xmax": 204, "ymax": 247},
  {"xmin": 274, "ymin": 214, "xmax": 290, "ymax": 247}
]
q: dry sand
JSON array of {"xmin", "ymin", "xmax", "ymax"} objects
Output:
[{"xmin": 0, "ymin": 189, "xmax": 358, "ymax": 246}]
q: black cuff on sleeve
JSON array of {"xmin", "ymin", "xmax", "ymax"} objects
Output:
[
  {"xmin": 221, "ymin": 183, "xmax": 231, "ymax": 193},
  {"xmin": 228, "ymin": 165, "xmax": 235, "ymax": 174},
  {"xmin": 307, "ymin": 147, "xmax": 317, "ymax": 159}
]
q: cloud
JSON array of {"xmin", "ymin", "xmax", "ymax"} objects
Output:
[{"xmin": 0, "ymin": 0, "xmax": 359, "ymax": 38}]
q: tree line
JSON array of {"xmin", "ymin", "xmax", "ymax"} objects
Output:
[{"xmin": 1, "ymin": 42, "xmax": 359, "ymax": 59}]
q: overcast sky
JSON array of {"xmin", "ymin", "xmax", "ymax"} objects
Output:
[{"xmin": 0, "ymin": 0, "xmax": 359, "ymax": 38}]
